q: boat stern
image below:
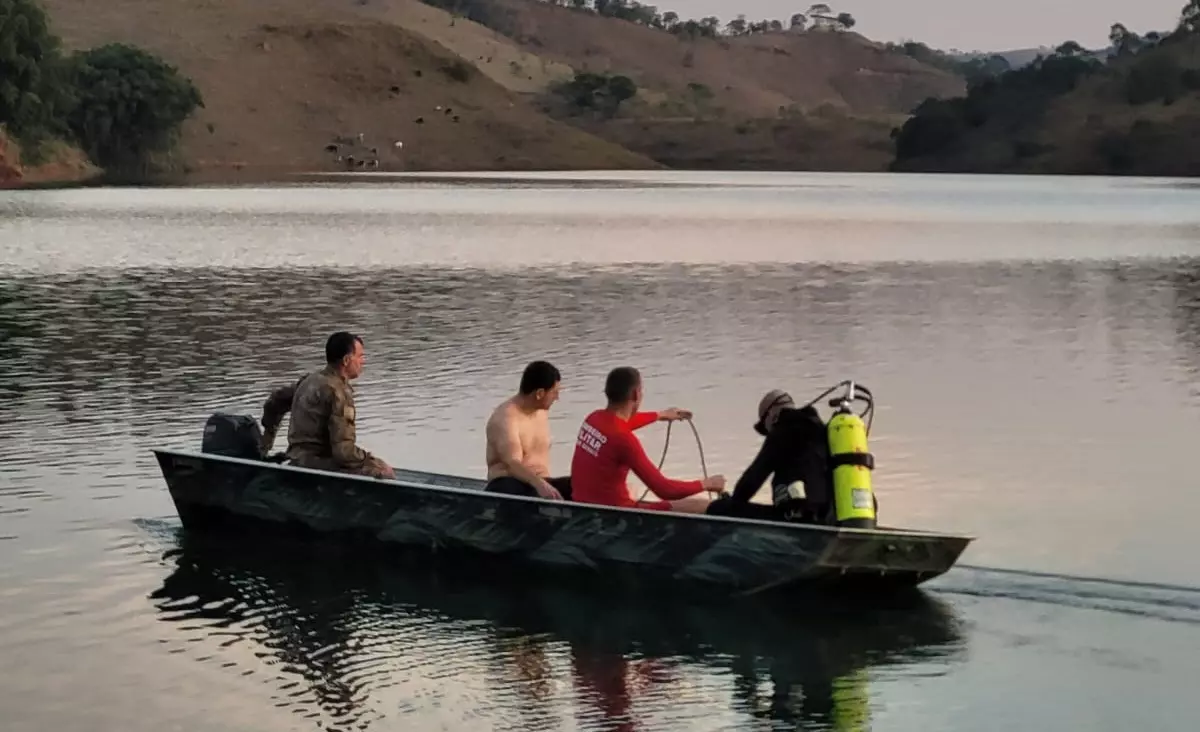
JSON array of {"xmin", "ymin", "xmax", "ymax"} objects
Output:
[{"xmin": 814, "ymin": 527, "xmax": 974, "ymax": 586}]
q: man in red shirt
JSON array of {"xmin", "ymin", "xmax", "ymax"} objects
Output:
[{"xmin": 570, "ymin": 366, "xmax": 726, "ymax": 513}]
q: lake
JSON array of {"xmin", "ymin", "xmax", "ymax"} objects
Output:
[{"xmin": 2, "ymin": 170, "xmax": 1199, "ymax": 731}]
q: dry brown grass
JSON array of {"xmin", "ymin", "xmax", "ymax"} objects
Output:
[
  {"xmin": 33, "ymin": 0, "xmax": 963, "ymax": 179},
  {"xmin": 342, "ymin": 0, "xmax": 577, "ymax": 93},
  {"xmin": 40, "ymin": 0, "xmax": 655, "ymax": 178},
  {"xmin": 574, "ymin": 112, "xmax": 905, "ymax": 171},
  {"xmin": 487, "ymin": 0, "xmax": 964, "ymax": 116}
]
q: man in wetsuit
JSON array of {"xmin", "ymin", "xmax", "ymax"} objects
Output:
[
  {"xmin": 484, "ymin": 360, "xmax": 572, "ymax": 500},
  {"xmin": 259, "ymin": 331, "xmax": 395, "ymax": 480},
  {"xmin": 713, "ymin": 389, "xmax": 834, "ymax": 523},
  {"xmin": 570, "ymin": 366, "xmax": 725, "ymax": 513}
]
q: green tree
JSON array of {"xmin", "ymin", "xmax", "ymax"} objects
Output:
[
  {"xmin": 960, "ymin": 54, "xmax": 1011, "ymax": 86},
  {"xmin": 1109, "ymin": 23, "xmax": 1142, "ymax": 55},
  {"xmin": 1054, "ymin": 40, "xmax": 1086, "ymax": 57},
  {"xmin": 1181, "ymin": 0, "xmax": 1199, "ymax": 33},
  {"xmin": 892, "ymin": 51, "xmax": 1102, "ymax": 169},
  {"xmin": 1126, "ymin": 51, "xmax": 1186, "ymax": 104},
  {"xmin": 65, "ymin": 43, "xmax": 203, "ymax": 171},
  {"xmin": 0, "ymin": 0, "xmax": 71, "ymax": 145},
  {"xmin": 605, "ymin": 74, "xmax": 637, "ymax": 113},
  {"xmin": 555, "ymin": 71, "xmax": 637, "ymax": 117},
  {"xmin": 807, "ymin": 3, "xmax": 833, "ymax": 29}
]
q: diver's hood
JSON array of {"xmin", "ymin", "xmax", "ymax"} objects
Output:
[{"xmin": 754, "ymin": 404, "xmax": 824, "ymax": 437}]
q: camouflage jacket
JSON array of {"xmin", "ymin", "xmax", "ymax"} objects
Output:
[{"xmin": 260, "ymin": 365, "xmax": 384, "ymax": 476}]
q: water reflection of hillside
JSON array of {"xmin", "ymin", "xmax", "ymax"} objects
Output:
[
  {"xmin": 1167, "ymin": 263, "xmax": 1200, "ymax": 379},
  {"xmin": 149, "ymin": 531, "xmax": 967, "ymax": 732},
  {"xmin": 3, "ymin": 259, "xmax": 1200, "ymax": 399},
  {"xmin": 5, "ymin": 259, "xmax": 1200, "ymax": 494}
]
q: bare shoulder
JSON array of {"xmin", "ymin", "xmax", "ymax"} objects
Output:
[{"xmin": 486, "ymin": 398, "xmax": 517, "ymax": 433}]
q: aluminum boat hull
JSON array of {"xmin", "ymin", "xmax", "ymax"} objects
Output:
[{"xmin": 152, "ymin": 449, "xmax": 973, "ymax": 595}]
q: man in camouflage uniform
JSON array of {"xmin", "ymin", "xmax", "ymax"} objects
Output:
[{"xmin": 259, "ymin": 331, "xmax": 395, "ymax": 480}]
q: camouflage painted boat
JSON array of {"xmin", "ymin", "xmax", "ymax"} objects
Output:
[{"xmin": 152, "ymin": 448, "xmax": 973, "ymax": 596}]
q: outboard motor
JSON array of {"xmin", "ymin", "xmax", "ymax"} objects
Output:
[{"xmin": 201, "ymin": 413, "xmax": 264, "ymax": 460}]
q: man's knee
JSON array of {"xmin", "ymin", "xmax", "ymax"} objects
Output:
[
  {"xmin": 485, "ymin": 476, "xmax": 538, "ymax": 497},
  {"xmin": 668, "ymin": 494, "xmax": 712, "ymax": 514},
  {"xmin": 485, "ymin": 475, "xmax": 573, "ymax": 501},
  {"xmin": 706, "ymin": 496, "xmax": 781, "ymax": 521}
]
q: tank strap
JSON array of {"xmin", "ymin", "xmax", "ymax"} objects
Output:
[{"xmin": 829, "ymin": 452, "xmax": 875, "ymax": 470}]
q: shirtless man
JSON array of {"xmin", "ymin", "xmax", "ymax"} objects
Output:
[{"xmin": 484, "ymin": 360, "xmax": 571, "ymax": 501}]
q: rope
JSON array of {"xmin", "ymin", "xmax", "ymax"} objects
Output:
[
  {"xmin": 658, "ymin": 418, "xmax": 708, "ymax": 478},
  {"xmin": 636, "ymin": 417, "xmax": 708, "ymax": 505}
]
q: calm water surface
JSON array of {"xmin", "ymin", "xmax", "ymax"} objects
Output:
[{"xmin": 2, "ymin": 171, "xmax": 1200, "ymax": 731}]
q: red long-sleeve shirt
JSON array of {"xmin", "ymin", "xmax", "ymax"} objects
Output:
[{"xmin": 570, "ymin": 409, "xmax": 704, "ymax": 511}]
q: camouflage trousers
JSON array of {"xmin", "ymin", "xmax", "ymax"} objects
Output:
[{"xmin": 288, "ymin": 451, "xmax": 391, "ymax": 479}]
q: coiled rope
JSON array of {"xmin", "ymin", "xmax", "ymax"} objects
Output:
[{"xmin": 635, "ymin": 417, "xmax": 708, "ymax": 505}]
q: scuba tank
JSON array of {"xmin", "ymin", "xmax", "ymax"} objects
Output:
[{"xmin": 826, "ymin": 381, "xmax": 877, "ymax": 529}]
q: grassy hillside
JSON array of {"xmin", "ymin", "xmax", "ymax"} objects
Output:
[
  {"xmin": 432, "ymin": 0, "xmax": 965, "ymax": 169},
  {"xmin": 33, "ymin": 0, "xmax": 963, "ymax": 178},
  {"xmin": 567, "ymin": 110, "xmax": 906, "ymax": 171},
  {"xmin": 891, "ymin": 15, "xmax": 1200, "ymax": 176},
  {"xmin": 478, "ymin": 0, "xmax": 963, "ymax": 116},
  {"xmin": 38, "ymin": 0, "xmax": 656, "ymax": 179}
]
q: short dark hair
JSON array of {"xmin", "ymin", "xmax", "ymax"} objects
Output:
[
  {"xmin": 604, "ymin": 366, "xmax": 641, "ymax": 403},
  {"xmin": 519, "ymin": 360, "xmax": 561, "ymax": 394},
  {"xmin": 325, "ymin": 331, "xmax": 363, "ymax": 364}
]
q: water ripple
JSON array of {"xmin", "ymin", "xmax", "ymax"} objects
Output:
[
  {"xmin": 935, "ymin": 565, "xmax": 1200, "ymax": 625},
  {"xmin": 137, "ymin": 530, "xmax": 967, "ymax": 731}
]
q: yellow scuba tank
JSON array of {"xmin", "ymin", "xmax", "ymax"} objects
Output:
[{"xmin": 827, "ymin": 383, "xmax": 877, "ymax": 529}]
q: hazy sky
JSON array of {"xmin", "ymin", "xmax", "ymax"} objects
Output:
[{"xmin": 664, "ymin": 0, "xmax": 1187, "ymax": 51}]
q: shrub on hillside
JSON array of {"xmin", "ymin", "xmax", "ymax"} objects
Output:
[
  {"xmin": 0, "ymin": 0, "xmax": 204, "ymax": 174},
  {"xmin": 65, "ymin": 44, "xmax": 203, "ymax": 171},
  {"xmin": 554, "ymin": 72, "xmax": 638, "ymax": 117},
  {"xmin": 0, "ymin": 0, "xmax": 74, "ymax": 152},
  {"xmin": 439, "ymin": 59, "xmax": 474, "ymax": 83}
]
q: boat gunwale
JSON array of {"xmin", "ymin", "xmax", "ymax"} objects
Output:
[{"xmin": 153, "ymin": 448, "xmax": 976, "ymax": 544}]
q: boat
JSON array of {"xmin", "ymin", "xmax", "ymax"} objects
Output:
[{"xmin": 151, "ymin": 444, "xmax": 973, "ymax": 596}]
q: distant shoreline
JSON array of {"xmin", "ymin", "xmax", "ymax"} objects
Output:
[{"xmin": 6, "ymin": 164, "xmax": 1200, "ymax": 192}]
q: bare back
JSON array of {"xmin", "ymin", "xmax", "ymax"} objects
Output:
[{"xmin": 485, "ymin": 397, "xmax": 552, "ymax": 481}]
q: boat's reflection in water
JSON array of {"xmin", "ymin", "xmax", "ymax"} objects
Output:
[{"xmin": 149, "ymin": 532, "xmax": 968, "ymax": 730}]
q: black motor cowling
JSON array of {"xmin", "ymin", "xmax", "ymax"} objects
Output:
[{"xmin": 201, "ymin": 413, "xmax": 264, "ymax": 460}]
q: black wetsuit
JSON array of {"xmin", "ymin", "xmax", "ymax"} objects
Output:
[
  {"xmin": 708, "ymin": 405, "xmax": 833, "ymax": 523},
  {"xmin": 485, "ymin": 475, "xmax": 573, "ymax": 501}
]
